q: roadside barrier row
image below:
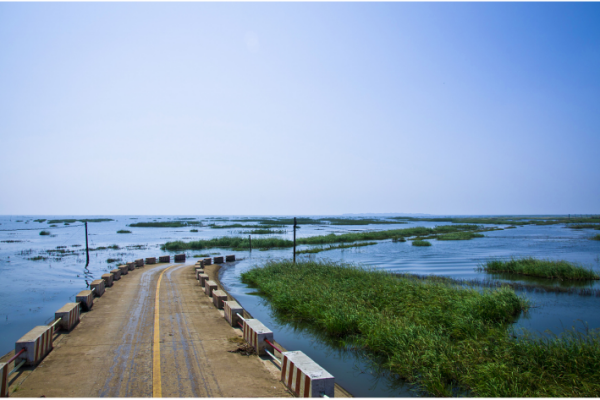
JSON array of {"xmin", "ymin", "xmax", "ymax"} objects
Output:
[
  {"xmin": 195, "ymin": 259, "xmax": 335, "ymax": 398},
  {"xmin": 1, "ymin": 254, "xmax": 183, "ymax": 397}
]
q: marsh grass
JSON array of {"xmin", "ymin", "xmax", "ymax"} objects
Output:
[
  {"xmin": 28, "ymin": 255, "xmax": 48, "ymax": 261},
  {"xmin": 481, "ymin": 257, "xmax": 599, "ymax": 281},
  {"xmin": 39, "ymin": 231, "xmax": 50, "ymax": 236},
  {"xmin": 567, "ymin": 224, "xmax": 600, "ymax": 230},
  {"xmin": 193, "ymin": 254, "xmax": 210, "ymax": 258},
  {"xmin": 296, "ymin": 242, "xmax": 377, "ymax": 254},
  {"xmin": 130, "ymin": 221, "xmax": 201, "ymax": 228},
  {"xmin": 297, "ymin": 225, "xmax": 480, "ymax": 245},
  {"xmin": 236, "ymin": 261, "xmax": 600, "ymax": 397},
  {"xmin": 161, "ymin": 236, "xmax": 293, "ymax": 251},
  {"xmin": 391, "ymin": 237, "xmax": 407, "ymax": 242},
  {"xmin": 412, "ymin": 239, "xmax": 431, "ymax": 246},
  {"xmin": 592, "ymin": 234, "xmax": 600, "ymax": 241},
  {"xmin": 117, "ymin": 230, "xmax": 131, "ymax": 234},
  {"xmin": 242, "ymin": 229, "xmax": 287, "ymax": 234},
  {"xmin": 47, "ymin": 218, "xmax": 112, "ymax": 224},
  {"xmin": 437, "ymin": 232, "xmax": 485, "ymax": 240},
  {"xmin": 209, "ymin": 223, "xmax": 285, "ymax": 229},
  {"xmin": 190, "ymin": 229, "xmax": 198, "ymax": 232}
]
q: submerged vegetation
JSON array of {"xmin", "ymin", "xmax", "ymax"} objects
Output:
[
  {"xmin": 241, "ymin": 260, "xmax": 600, "ymax": 396},
  {"xmin": 161, "ymin": 236, "xmax": 293, "ymax": 251},
  {"xmin": 242, "ymin": 228, "xmax": 287, "ymax": 235},
  {"xmin": 480, "ymin": 257, "xmax": 599, "ymax": 281},
  {"xmin": 296, "ymin": 242, "xmax": 377, "ymax": 254},
  {"xmin": 129, "ymin": 221, "xmax": 201, "ymax": 228}
]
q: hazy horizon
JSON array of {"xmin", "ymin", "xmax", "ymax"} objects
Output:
[{"xmin": 2, "ymin": 3, "xmax": 599, "ymax": 215}]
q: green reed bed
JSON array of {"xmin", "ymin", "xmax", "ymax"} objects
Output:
[
  {"xmin": 592, "ymin": 234, "xmax": 600, "ymax": 241},
  {"xmin": 437, "ymin": 232, "xmax": 485, "ymax": 240},
  {"xmin": 296, "ymin": 242, "xmax": 377, "ymax": 254},
  {"xmin": 242, "ymin": 229, "xmax": 287, "ymax": 235},
  {"xmin": 161, "ymin": 236, "xmax": 293, "ymax": 251},
  {"xmin": 129, "ymin": 221, "xmax": 201, "ymax": 228},
  {"xmin": 47, "ymin": 218, "xmax": 113, "ymax": 224},
  {"xmin": 39, "ymin": 230, "xmax": 50, "ymax": 235},
  {"xmin": 241, "ymin": 260, "xmax": 600, "ymax": 396},
  {"xmin": 117, "ymin": 230, "xmax": 131, "ymax": 234},
  {"xmin": 209, "ymin": 223, "xmax": 285, "ymax": 229},
  {"xmin": 567, "ymin": 224, "xmax": 600, "ymax": 230},
  {"xmin": 481, "ymin": 257, "xmax": 599, "ymax": 280},
  {"xmin": 412, "ymin": 239, "xmax": 432, "ymax": 246},
  {"xmin": 297, "ymin": 225, "xmax": 480, "ymax": 245}
]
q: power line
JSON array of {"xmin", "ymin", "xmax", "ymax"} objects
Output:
[{"xmin": 0, "ymin": 224, "xmax": 85, "ymax": 232}]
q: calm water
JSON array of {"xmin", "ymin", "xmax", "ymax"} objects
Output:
[{"xmin": 1, "ymin": 215, "xmax": 599, "ymax": 397}]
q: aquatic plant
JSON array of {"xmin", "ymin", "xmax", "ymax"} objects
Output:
[
  {"xmin": 412, "ymin": 239, "xmax": 431, "ymax": 246},
  {"xmin": 117, "ymin": 230, "xmax": 131, "ymax": 234},
  {"xmin": 106, "ymin": 258, "xmax": 122, "ymax": 264},
  {"xmin": 296, "ymin": 242, "xmax": 377, "ymax": 254},
  {"xmin": 437, "ymin": 232, "xmax": 485, "ymax": 240},
  {"xmin": 39, "ymin": 230, "xmax": 50, "ymax": 236},
  {"xmin": 241, "ymin": 260, "xmax": 600, "ymax": 396},
  {"xmin": 190, "ymin": 229, "xmax": 198, "ymax": 232},
  {"xmin": 161, "ymin": 236, "xmax": 293, "ymax": 251},
  {"xmin": 129, "ymin": 221, "xmax": 201, "ymax": 228},
  {"xmin": 296, "ymin": 225, "xmax": 480, "ymax": 245},
  {"xmin": 391, "ymin": 237, "xmax": 407, "ymax": 242},
  {"xmin": 47, "ymin": 218, "xmax": 113, "ymax": 224},
  {"xmin": 592, "ymin": 234, "xmax": 600, "ymax": 241},
  {"xmin": 28, "ymin": 255, "xmax": 48, "ymax": 261},
  {"xmin": 481, "ymin": 257, "xmax": 599, "ymax": 281},
  {"xmin": 567, "ymin": 224, "xmax": 600, "ymax": 230},
  {"xmin": 241, "ymin": 228, "xmax": 287, "ymax": 235},
  {"xmin": 193, "ymin": 254, "xmax": 210, "ymax": 258}
]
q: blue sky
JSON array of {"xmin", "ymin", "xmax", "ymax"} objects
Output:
[{"xmin": 1, "ymin": 3, "xmax": 598, "ymax": 215}]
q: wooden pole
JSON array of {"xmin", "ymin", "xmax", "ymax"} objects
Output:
[
  {"xmin": 249, "ymin": 235, "xmax": 252, "ymax": 251},
  {"xmin": 293, "ymin": 217, "xmax": 297, "ymax": 263},
  {"xmin": 85, "ymin": 221, "xmax": 90, "ymax": 266}
]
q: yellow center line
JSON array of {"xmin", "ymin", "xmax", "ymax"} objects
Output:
[{"xmin": 153, "ymin": 265, "xmax": 176, "ymax": 398}]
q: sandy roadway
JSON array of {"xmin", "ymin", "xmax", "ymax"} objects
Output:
[{"xmin": 2, "ymin": 262, "xmax": 292, "ymax": 397}]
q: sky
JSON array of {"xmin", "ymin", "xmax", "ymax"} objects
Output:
[{"xmin": 1, "ymin": 2, "xmax": 599, "ymax": 216}]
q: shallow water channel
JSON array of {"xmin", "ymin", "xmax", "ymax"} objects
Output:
[{"xmin": 1, "ymin": 215, "xmax": 599, "ymax": 397}]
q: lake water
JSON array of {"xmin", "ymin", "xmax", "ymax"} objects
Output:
[{"xmin": 1, "ymin": 215, "xmax": 599, "ymax": 397}]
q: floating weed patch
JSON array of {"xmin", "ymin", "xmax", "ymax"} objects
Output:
[
  {"xmin": 193, "ymin": 254, "xmax": 210, "ymax": 258},
  {"xmin": 412, "ymin": 239, "xmax": 431, "ymax": 246},
  {"xmin": 28, "ymin": 256, "xmax": 48, "ymax": 261},
  {"xmin": 241, "ymin": 260, "xmax": 600, "ymax": 396},
  {"xmin": 117, "ymin": 230, "xmax": 131, "ymax": 234},
  {"xmin": 190, "ymin": 229, "xmax": 198, "ymax": 232},
  {"xmin": 241, "ymin": 228, "xmax": 287, "ymax": 235},
  {"xmin": 566, "ymin": 224, "xmax": 600, "ymax": 230},
  {"xmin": 39, "ymin": 231, "xmax": 50, "ymax": 236},
  {"xmin": 106, "ymin": 258, "xmax": 122, "ymax": 264},
  {"xmin": 296, "ymin": 242, "xmax": 377, "ymax": 254},
  {"xmin": 480, "ymin": 257, "xmax": 599, "ymax": 281},
  {"xmin": 592, "ymin": 234, "xmax": 600, "ymax": 241}
]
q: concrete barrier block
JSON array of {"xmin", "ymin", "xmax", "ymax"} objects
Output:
[
  {"xmin": 159, "ymin": 255, "xmax": 170, "ymax": 263},
  {"xmin": 213, "ymin": 256, "xmax": 224, "ymax": 264},
  {"xmin": 90, "ymin": 279, "xmax": 105, "ymax": 296},
  {"xmin": 126, "ymin": 262, "xmax": 135, "ymax": 271},
  {"xmin": 195, "ymin": 269, "xmax": 204, "ymax": 280},
  {"xmin": 118, "ymin": 265, "xmax": 129, "ymax": 276},
  {"xmin": 212, "ymin": 290, "xmax": 228, "ymax": 309},
  {"xmin": 199, "ymin": 274, "xmax": 209, "ymax": 287},
  {"xmin": 204, "ymin": 280, "xmax": 218, "ymax": 297},
  {"xmin": 110, "ymin": 269, "xmax": 121, "ymax": 280},
  {"xmin": 281, "ymin": 351, "xmax": 335, "ymax": 397},
  {"xmin": 101, "ymin": 273, "xmax": 114, "ymax": 287},
  {"xmin": 146, "ymin": 257, "xmax": 156, "ymax": 265},
  {"xmin": 135, "ymin": 259, "xmax": 144, "ymax": 267},
  {"xmin": 243, "ymin": 319, "xmax": 273, "ymax": 356},
  {"xmin": 0, "ymin": 361, "xmax": 8, "ymax": 397},
  {"xmin": 224, "ymin": 301, "xmax": 244, "ymax": 327},
  {"xmin": 55, "ymin": 303, "xmax": 80, "ymax": 332},
  {"xmin": 76, "ymin": 290, "xmax": 94, "ymax": 311},
  {"xmin": 226, "ymin": 254, "xmax": 235, "ymax": 262},
  {"xmin": 174, "ymin": 253, "xmax": 186, "ymax": 262},
  {"xmin": 203, "ymin": 258, "xmax": 212, "ymax": 265},
  {"xmin": 15, "ymin": 325, "xmax": 55, "ymax": 366}
]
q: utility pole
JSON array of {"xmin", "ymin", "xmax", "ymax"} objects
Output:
[
  {"xmin": 249, "ymin": 235, "xmax": 252, "ymax": 251},
  {"xmin": 293, "ymin": 217, "xmax": 297, "ymax": 263},
  {"xmin": 85, "ymin": 222, "xmax": 90, "ymax": 266}
]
